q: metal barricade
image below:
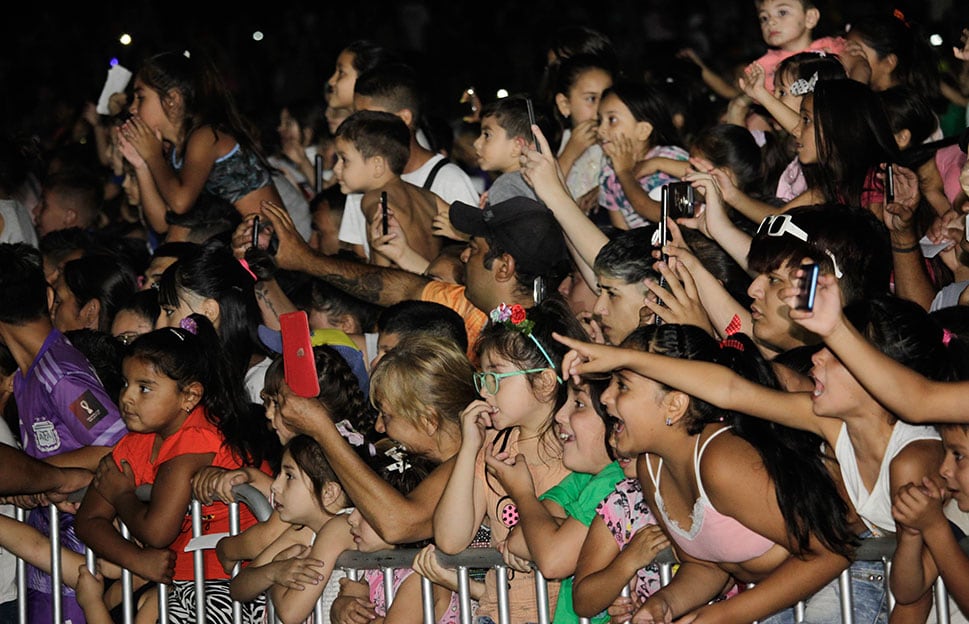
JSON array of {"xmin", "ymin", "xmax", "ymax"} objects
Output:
[{"xmin": 9, "ymin": 488, "xmax": 969, "ymax": 624}]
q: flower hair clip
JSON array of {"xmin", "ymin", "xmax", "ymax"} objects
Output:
[
  {"xmin": 789, "ymin": 72, "xmax": 819, "ymax": 96},
  {"xmin": 488, "ymin": 303, "xmax": 563, "ymax": 384},
  {"xmin": 385, "ymin": 445, "xmax": 411, "ymax": 473},
  {"xmin": 490, "ymin": 303, "xmax": 534, "ymax": 335}
]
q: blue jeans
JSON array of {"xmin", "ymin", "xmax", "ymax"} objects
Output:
[{"xmin": 759, "ymin": 558, "xmax": 888, "ymax": 624}]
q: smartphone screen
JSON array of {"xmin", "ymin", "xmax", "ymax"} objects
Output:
[
  {"xmin": 794, "ymin": 263, "xmax": 821, "ymax": 311},
  {"xmin": 525, "ymin": 98, "xmax": 541, "ymax": 154},
  {"xmin": 280, "ymin": 311, "xmax": 320, "ymax": 398},
  {"xmin": 380, "ymin": 191, "xmax": 389, "ymax": 236},
  {"xmin": 667, "ymin": 182, "xmax": 695, "ymax": 219},
  {"xmin": 251, "ymin": 216, "xmax": 261, "ymax": 249}
]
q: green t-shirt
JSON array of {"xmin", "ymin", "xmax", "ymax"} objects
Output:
[{"xmin": 538, "ymin": 461, "xmax": 625, "ymax": 624}]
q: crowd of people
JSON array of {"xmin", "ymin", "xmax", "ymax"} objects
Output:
[{"xmin": 1, "ymin": 1, "xmax": 969, "ymax": 623}]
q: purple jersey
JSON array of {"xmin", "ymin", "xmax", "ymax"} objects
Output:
[
  {"xmin": 14, "ymin": 329, "xmax": 126, "ymax": 624},
  {"xmin": 15, "ymin": 329, "xmax": 125, "ymax": 458}
]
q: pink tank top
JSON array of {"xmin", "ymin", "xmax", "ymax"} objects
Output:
[{"xmin": 646, "ymin": 427, "xmax": 774, "ymax": 563}]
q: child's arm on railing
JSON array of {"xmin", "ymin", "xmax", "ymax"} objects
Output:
[
  {"xmin": 95, "ymin": 452, "xmax": 214, "ymax": 549},
  {"xmin": 0, "ymin": 513, "xmax": 87, "ymax": 587},
  {"xmin": 76, "ymin": 564, "xmax": 114, "ymax": 624},
  {"xmin": 216, "ymin": 510, "xmax": 289, "ymax": 574},
  {"xmin": 74, "ymin": 485, "xmax": 175, "ymax": 584},
  {"xmin": 270, "ymin": 515, "xmax": 355, "ymax": 624},
  {"xmin": 891, "ymin": 478, "xmax": 962, "ymax": 607},
  {"xmin": 572, "ymin": 517, "xmax": 670, "ymax": 617}
]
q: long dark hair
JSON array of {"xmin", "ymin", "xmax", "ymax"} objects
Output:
[
  {"xmin": 136, "ymin": 49, "xmax": 271, "ymax": 169},
  {"xmin": 810, "ymin": 79, "xmax": 899, "ymax": 207},
  {"xmin": 63, "ymin": 254, "xmax": 137, "ymax": 332},
  {"xmin": 601, "ymin": 80, "xmax": 682, "ymax": 150},
  {"xmin": 621, "ymin": 324, "xmax": 857, "ymax": 557},
  {"xmin": 157, "ymin": 241, "xmax": 268, "ymax": 383},
  {"xmin": 127, "ymin": 314, "xmax": 279, "ymax": 467}
]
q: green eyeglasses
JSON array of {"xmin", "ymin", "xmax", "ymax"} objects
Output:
[{"xmin": 473, "ymin": 369, "xmax": 550, "ymax": 395}]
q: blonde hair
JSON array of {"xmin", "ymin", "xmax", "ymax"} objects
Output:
[{"xmin": 369, "ymin": 334, "xmax": 476, "ymax": 430}]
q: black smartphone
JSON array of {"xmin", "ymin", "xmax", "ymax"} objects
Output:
[
  {"xmin": 658, "ymin": 185, "xmax": 671, "ymax": 263},
  {"xmin": 667, "ymin": 181, "xmax": 696, "ymax": 219},
  {"xmin": 884, "ymin": 163, "xmax": 895, "ymax": 204},
  {"xmin": 315, "ymin": 154, "xmax": 324, "ymax": 194},
  {"xmin": 380, "ymin": 191, "xmax": 389, "ymax": 236},
  {"xmin": 525, "ymin": 98, "xmax": 541, "ymax": 154},
  {"xmin": 794, "ymin": 263, "xmax": 821, "ymax": 311},
  {"xmin": 251, "ymin": 216, "xmax": 261, "ymax": 249}
]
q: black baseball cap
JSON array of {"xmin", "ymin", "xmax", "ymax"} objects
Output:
[{"xmin": 449, "ymin": 197, "xmax": 568, "ymax": 276}]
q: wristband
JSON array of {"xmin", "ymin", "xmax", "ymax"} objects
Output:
[{"xmin": 891, "ymin": 242, "xmax": 920, "ymax": 253}]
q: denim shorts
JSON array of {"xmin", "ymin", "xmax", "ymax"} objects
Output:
[{"xmin": 759, "ymin": 558, "xmax": 888, "ymax": 624}]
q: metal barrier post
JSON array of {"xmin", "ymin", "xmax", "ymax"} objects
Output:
[
  {"xmin": 495, "ymin": 564, "xmax": 511, "ymax": 624},
  {"xmin": 457, "ymin": 566, "xmax": 472, "ymax": 624},
  {"xmin": 838, "ymin": 569, "xmax": 855, "ymax": 624},
  {"xmin": 885, "ymin": 558, "xmax": 895, "ymax": 612},
  {"xmin": 191, "ymin": 499, "xmax": 206, "ymax": 624},
  {"xmin": 533, "ymin": 568, "xmax": 550, "ymax": 624},
  {"xmin": 421, "ymin": 575, "xmax": 435, "ymax": 624},
  {"xmin": 382, "ymin": 566, "xmax": 395, "ymax": 608},
  {"xmin": 120, "ymin": 522, "xmax": 134, "ymax": 624},
  {"xmin": 49, "ymin": 504, "xmax": 62, "ymax": 624},
  {"xmin": 229, "ymin": 501, "xmax": 242, "ymax": 624},
  {"xmin": 935, "ymin": 576, "xmax": 951, "ymax": 624},
  {"xmin": 15, "ymin": 507, "xmax": 26, "ymax": 624},
  {"xmin": 158, "ymin": 581, "xmax": 169, "ymax": 623}
]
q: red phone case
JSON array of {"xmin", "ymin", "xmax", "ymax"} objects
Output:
[{"xmin": 280, "ymin": 311, "xmax": 320, "ymax": 398}]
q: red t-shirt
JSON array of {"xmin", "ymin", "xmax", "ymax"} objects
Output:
[{"xmin": 111, "ymin": 406, "xmax": 267, "ymax": 580}]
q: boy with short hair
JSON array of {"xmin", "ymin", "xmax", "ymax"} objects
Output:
[
  {"xmin": 337, "ymin": 62, "xmax": 478, "ymax": 260},
  {"xmin": 333, "ymin": 110, "xmax": 442, "ymax": 267},
  {"xmin": 475, "ymin": 95, "xmax": 555, "ymax": 207}
]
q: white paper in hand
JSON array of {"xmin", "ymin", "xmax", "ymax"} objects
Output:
[{"xmin": 96, "ymin": 64, "xmax": 132, "ymax": 115}]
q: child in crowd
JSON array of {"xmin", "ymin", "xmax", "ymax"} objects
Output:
[
  {"xmin": 270, "ymin": 98, "xmax": 328, "ymax": 201},
  {"xmin": 339, "ymin": 449, "xmax": 464, "ymax": 624},
  {"xmin": 552, "ymin": 53, "xmax": 615, "ymax": 210},
  {"xmin": 434, "ymin": 295, "xmax": 585, "ymax": 622},
  {"xmin": 51, "ymin": 253, "xmax": 137, "ymax": 334},
  {"xmin": 597, "ymin": 80, "xmax": 688, "ymax": 230},
  {"xmin": 485, "ymin": 374, "xmax": 626, "ymax": 624},
  {"xmin": 325, "ymin": 40, "xmax": 397, "ymax": 130},
  {"xmin": 736, "ymin": 51, "xmax": 847, "ymax": 210},
  {"xmin": 474, "ymin": 95, "xmax": 554, "ymax": 207},
  {"xmin": 331, "ymin": 110, "xmax": 442, "ymax": 268},
  {"xmin": 75, "ymin": 314, "xmax": 277, "ymax": 624},
  {"xmin": 229, "ymin": 434, "xmax": 354, "ymax": 624},
  {"xmin": 555, "ymin": 325, "xmax": 858, "ymax": 622},
  {"xmin": 111, "ymin": 289, "xmax": 162, "ymax": 345},
  {"xmin": 117, "ymin": 50, "xmax": 284, "ymax": 235}
]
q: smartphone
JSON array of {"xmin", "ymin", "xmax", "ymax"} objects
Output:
[
  {"xmin": 794, "ymin": 263, "xmax": 821, "ymax": 311},
  {"xmin": 667, "ymin": 182, "xmax": 696, "ymax": 219},
  {"xmin": 251, "ymin": 216, "xmax": 261, "ymax": 249},
  {"xmin": 380, "ymin": 191, "xmax": 389, "ymax": 236},
  {"xmin": 884, "ymin": 163, "xmax": 895, "ymax": 204},
  {"xmin": 279, "ymin": 311, "xmax": 320, "ymax": 398},
  {"xmin": 315, "ymin": 154, "xmax": 324, "ymax": 194},
  {"xmin": 525, "ymin": 98, "xmax": 541, "ymax": 154},
  {"xmin": 658, "ymin": 185, "xmax": 671, "ymax": 263}
]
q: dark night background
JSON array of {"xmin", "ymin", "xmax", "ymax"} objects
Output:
[{"xmin": 1, "ymin": 1, "xmax": 966, "ymax": 148}]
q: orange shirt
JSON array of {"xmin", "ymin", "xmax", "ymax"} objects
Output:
[
  {"xmin": 420, "ymin": 280, "xmax": 488, "ymax": 363},
  {"xmin": 111, "ymin": 406, "xmax": 268, "ymax": 580}
]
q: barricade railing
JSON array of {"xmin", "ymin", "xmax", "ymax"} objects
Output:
[{"xmin": 8, "ymin": 486, "xmax": 966, "ymax": 624}]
